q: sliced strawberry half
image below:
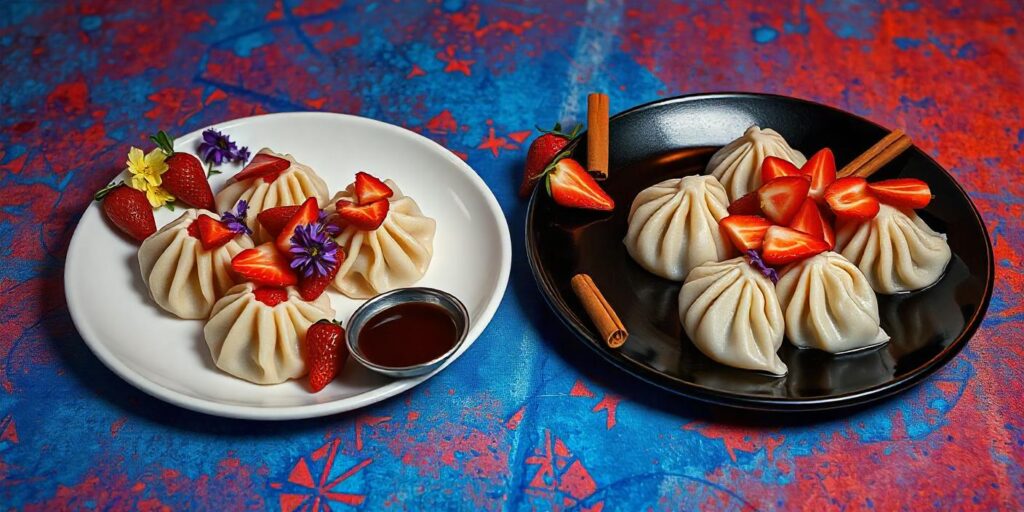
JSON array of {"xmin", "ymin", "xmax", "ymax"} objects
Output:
[
  {"xmin": 758, "ymin": 176, "xmax": 810, "ymax": 225},
  {"xmin": 298, "ymin": 252, "xmax": 344, "ymax": 301},
  {"xmin": 231, "ymin": 243, "xmax": 297, "ymax": 286},
  {"xmin": 234, "ymin": 153, "xmax": 291, "ymax": 183},
  {"xmin": 546, "ymin": 157, "xmax": 614, "ymax": 211},
  {"xmin": 762, "ymin": 225, "xmax": 830, "ymax": 266},
  {"xmin": 825, "ymin": 177, "xmax": 880, "ymax": 221},
  {"xmin": 719, "ymin": 215, "xmax": 773, "ymax": 252},
  {"xmin": 253, "ymin": 287, "xmax": 289, "ymax": 307},
  {"xmin": 801, "ymin": 148, "xmax": 836, "ymax": 203},
  {"xmin": 337, "ymin": 199, "xmax": 389, "ymax": 231},
  {"xmin": 195, "ymin": 214, "xmax": 236, "ymax": 250},
  {"xmin": 276, "ymin": 197, "xmax": 320, "ymax": 255},
  {"xmin": 788, "ymin": 199, "xmax": 834, "ymax": 249},
  {"xmin": 354, "ymin": 172, "xmax": 393, "ymax": 205},
  {"xmin": 761, "ymin": 156, "xmax": 802, "ymax": 182},
  {"xmin": 257, "ymin": 205, "xmax": 301, "ymax": 239},
  {"xmin": 867, "ymin": 178, "xmax": 932, "ymax": 209},
  {"xmin": 728, "ymin": 190, "xmax": 763, "ymax": 216}
]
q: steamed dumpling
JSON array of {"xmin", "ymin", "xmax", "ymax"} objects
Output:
[
  {"xmin": 326, "ymin": 180, "xmax": 436, "ymax": 298},
  {"xmin": 679, "ymin": 257, "xmax": 787, "ymax": 375},
  {"xmin": 835, "ymin": 203, "xmax": 951, "ymax": 294},
  {"xmin": 775, "ymin": 252, "xmax": 889, "ymax": 353},
  {"xmin": 624, "ymin": 175, "xmax": 735, "ymax": 281},
  {"xmin": 204, "ymin": 283, "xmax": 334, "ymax": 384},
  {"xmin": 215, "ymin": 148, "xmax": 330, "ymax": 242},
  {"xmin": 138, "ymin": 209, "xmax": 253, "ymax": 319},
  {"xmin": 706, "ymin": 126, "xmax": 807, "ymax": 201}
]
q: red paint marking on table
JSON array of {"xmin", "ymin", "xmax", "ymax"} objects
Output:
[
  {"xmin": 524, "ymin": 429, "xmax": 602, "ymax": 510},
  {"xmin": 508, "ymin": 130, "xmax": 532, "ymax": 143},
  {"xmin": 592, "ymin": 395, "xmax": 621, "ymax": 430},
  {"xmin": 682, "ymin": 421, "xmax": 785, "ymax": 463},
  {"xmin": 109, "ymin": 417, "xmax": 126, "ymax": 437},
  {"xmin": 21, "ymin": 456, "xmax": 266, "ymax": 511},
  {"xmin": 437, "ymin": 45, "xmax": 475, "ymax": 75},
  {"xmin": 478, "ymin": 126, "xmax": 518, "ymax": 157},
  {"xmin": 355, "ymin": 415, "xmax": 391, "ymax": 451},
  {"xmin": 569, "ymin": 379, "xmax": 596, "ymax": 398},
  {"xmin": 506, "ymin": 406, "xmax": 527, "ymax": 430},
  {"xmin": 427, "ymin": 109, "xmax": 458, "ymax": 134}
]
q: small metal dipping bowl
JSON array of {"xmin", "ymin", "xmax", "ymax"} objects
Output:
[{"xmin": 345, "ymin": 288, "xmax": 469, "ymax": 378}]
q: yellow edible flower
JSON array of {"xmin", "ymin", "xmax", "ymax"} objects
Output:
[{"xmin": 125, "ymin": 146, "xmax": 174, "ymax": 208}]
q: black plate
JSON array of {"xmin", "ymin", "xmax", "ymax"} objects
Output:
[{"xmin": 525, "ymin": 93, "xmax": 993, "ymax": 411}]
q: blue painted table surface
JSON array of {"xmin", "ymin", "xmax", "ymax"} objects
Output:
[{"xmin": 1, "ymin": 1, "xmax": 1022, "ymax": 510}]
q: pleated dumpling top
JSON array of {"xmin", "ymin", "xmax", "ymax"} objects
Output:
[
  {"xmin": 624, "ymin": 174, "xmax": 735, "ymax": 282},
  {"xmin": 215, "ymin": 148, "xmax": 330, "ymax": 242},
  {"xmin": 706, "ymin": 126, "xmax": 807, "ymax": 201},
  {"xmin": 138, "ymin": 209, "xmax": 253, "ymax": 319},
  {"xmin": 835, "ymin": 203, "xmax": 951, "ymax": 294},
  {"xmin": 679, "ymin": 257, "xmax": 787, "ymax": 376},
  {"xmin": 325, "ymin": 180, "xmax": 436, "ymax": 299},
  {"xmin": 204, "ymin": 283, "xmax": 334, "ymax": 384},
  {"xmin": 775, "ymin": 251, "xmax": 890, "ymax": 353}
]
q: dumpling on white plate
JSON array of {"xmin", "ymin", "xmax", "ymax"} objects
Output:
[
  {"xmin": 325, "ymin": 179, "xmax": 436, "ymax": 299},
  {"xmin": 215, "ymin": 148, "xmax": 330, "ymax": 242},
  {"xmin": 706, "ymin": 125, "xmax": 806, "ymax": 202},
  {"xmin": 624, "ymin": 175, "xmax": 735, "ymax": 282},
  {"xmin": 138, "ymin": 209, "xmax": 253, "ymax": 319},
  {"xmin": 835, "ymin": 203, "xmax": 951, "ymax": 294},
  {"xmin": 775, "ymin": 251, "xmax": 889, "ymax": 353},
  {"xmin": 679, "ymin": 256, "xmax": 787, "ymax": 376},
  {"xmin": 204, "ymin": 283, "xmax": 334, "ymax": 384}
]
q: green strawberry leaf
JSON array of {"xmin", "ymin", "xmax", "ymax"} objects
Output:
[
  {"xmin": 149, "ymin": 130, "xmax": 176, "ymax": 156},
  {"xmin": 540, "ymin": 149, "xmax": 572, "ymax": 177},
  {"xmin": 93, "ymin": 181, "xmax": 121, "ymax": 201}
]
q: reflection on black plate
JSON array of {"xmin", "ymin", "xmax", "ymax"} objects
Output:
[{"xmin": 525, "ymin": 93, "xmax": 993, "ymax": 411}]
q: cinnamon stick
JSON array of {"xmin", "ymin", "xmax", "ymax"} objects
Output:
[
  {"xmin": 571, "ymin": 274, "xmax": 627, "ymax": 348},
  {"xmin": 587, "ymin": 93, "xmax": 610, "ymax": 180},
  {"xmin": 838, "ymin": 129, "xmax": 913, "ymax": 178}
]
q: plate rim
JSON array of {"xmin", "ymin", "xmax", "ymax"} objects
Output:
[
  {"xmin": 65, "ymin": 111, "xmax": 512, "ymax": 420},
  {"xmin": 525, "ymin": 92, "xmax": 994, "ymax": 411}
]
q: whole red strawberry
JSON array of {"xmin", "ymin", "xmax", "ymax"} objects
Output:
[
  {"xmin": 95, "ymin": 183, "xmax": 156, "ymax": 242},
  {"xmin": 520, "ymin": 123, "xmax": 581, "ymax": 198},
  {"xmin": 305, "ymin": 319, "xmax": 347, "ymax": 392},
  {"xmin": 150, "ymin": 130, "xmax": 215, "ymax": 210}
]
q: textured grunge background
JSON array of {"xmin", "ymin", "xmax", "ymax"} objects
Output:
[{"xmin": 1, "ymin": 1, "xmax": 1021, "ymax": 510}]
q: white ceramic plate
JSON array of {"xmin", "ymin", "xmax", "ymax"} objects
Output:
[{"xmin": 65, "ymin": 112, "xmax": 511, "ymax": 420}]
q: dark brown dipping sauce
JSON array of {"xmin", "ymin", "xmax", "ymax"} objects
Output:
[{"xmin": 358, "ymin": 302, "xmax": 458, "ymax": 368}]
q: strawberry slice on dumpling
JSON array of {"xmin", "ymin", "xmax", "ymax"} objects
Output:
[
  {"xmin": 762, "ymin": 225, "xmax": 830, "ymax": 266},
  {"xmin": 825, "ymin": 177, "xmax": 880, "ymax": 221},
  {"xmin": 234, "ymin": 152, "xmax": 291, "ymax": 183},
  {"xmin": 758, "ymin": 176, "xmax": 810, "ymax": 225},
  {"xmin": 719, "ymin": 215, "xmax": 772, "ymax": 252},
  {"xmin": 354, "ymin": 172, "xmax": 394, "ymax": 204},
  {"xmin": 231, "ymin": 243, "xmax": 298, "ymax": 286}
]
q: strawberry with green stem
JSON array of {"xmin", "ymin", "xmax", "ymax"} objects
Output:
[
  {"xmin": 150, "ymin": 130, "xmax": 215, "ymax": 210},
  {"xmin": 95, "ymin": 183, "xmax": 156, "ymax": 242},
  {"xmin": 520, "ymin": 123, "xmax": 582, "ymax": 198}
]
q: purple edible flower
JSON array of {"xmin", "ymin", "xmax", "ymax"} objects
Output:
[
  {"xmin": 197, "ymin": 128, "xmax": 250, "ymax": 165},
  {"xmin": 220, "ymin": 200, "xmax": 252, "ymax": 235},
  {"xmin": 235, "ymin": 145, "xmax": 251, "ymax": 163},
  {"xmin": 318, "ymin": 210, "xmax": 342, "ymax": 237},
  {"xmin": 745, "ymin": 249, "xmax": 779, "ymax": 284},
  {"xmin": 289, "ymin": 223, "xmax": 340, "ymax": 278}
]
